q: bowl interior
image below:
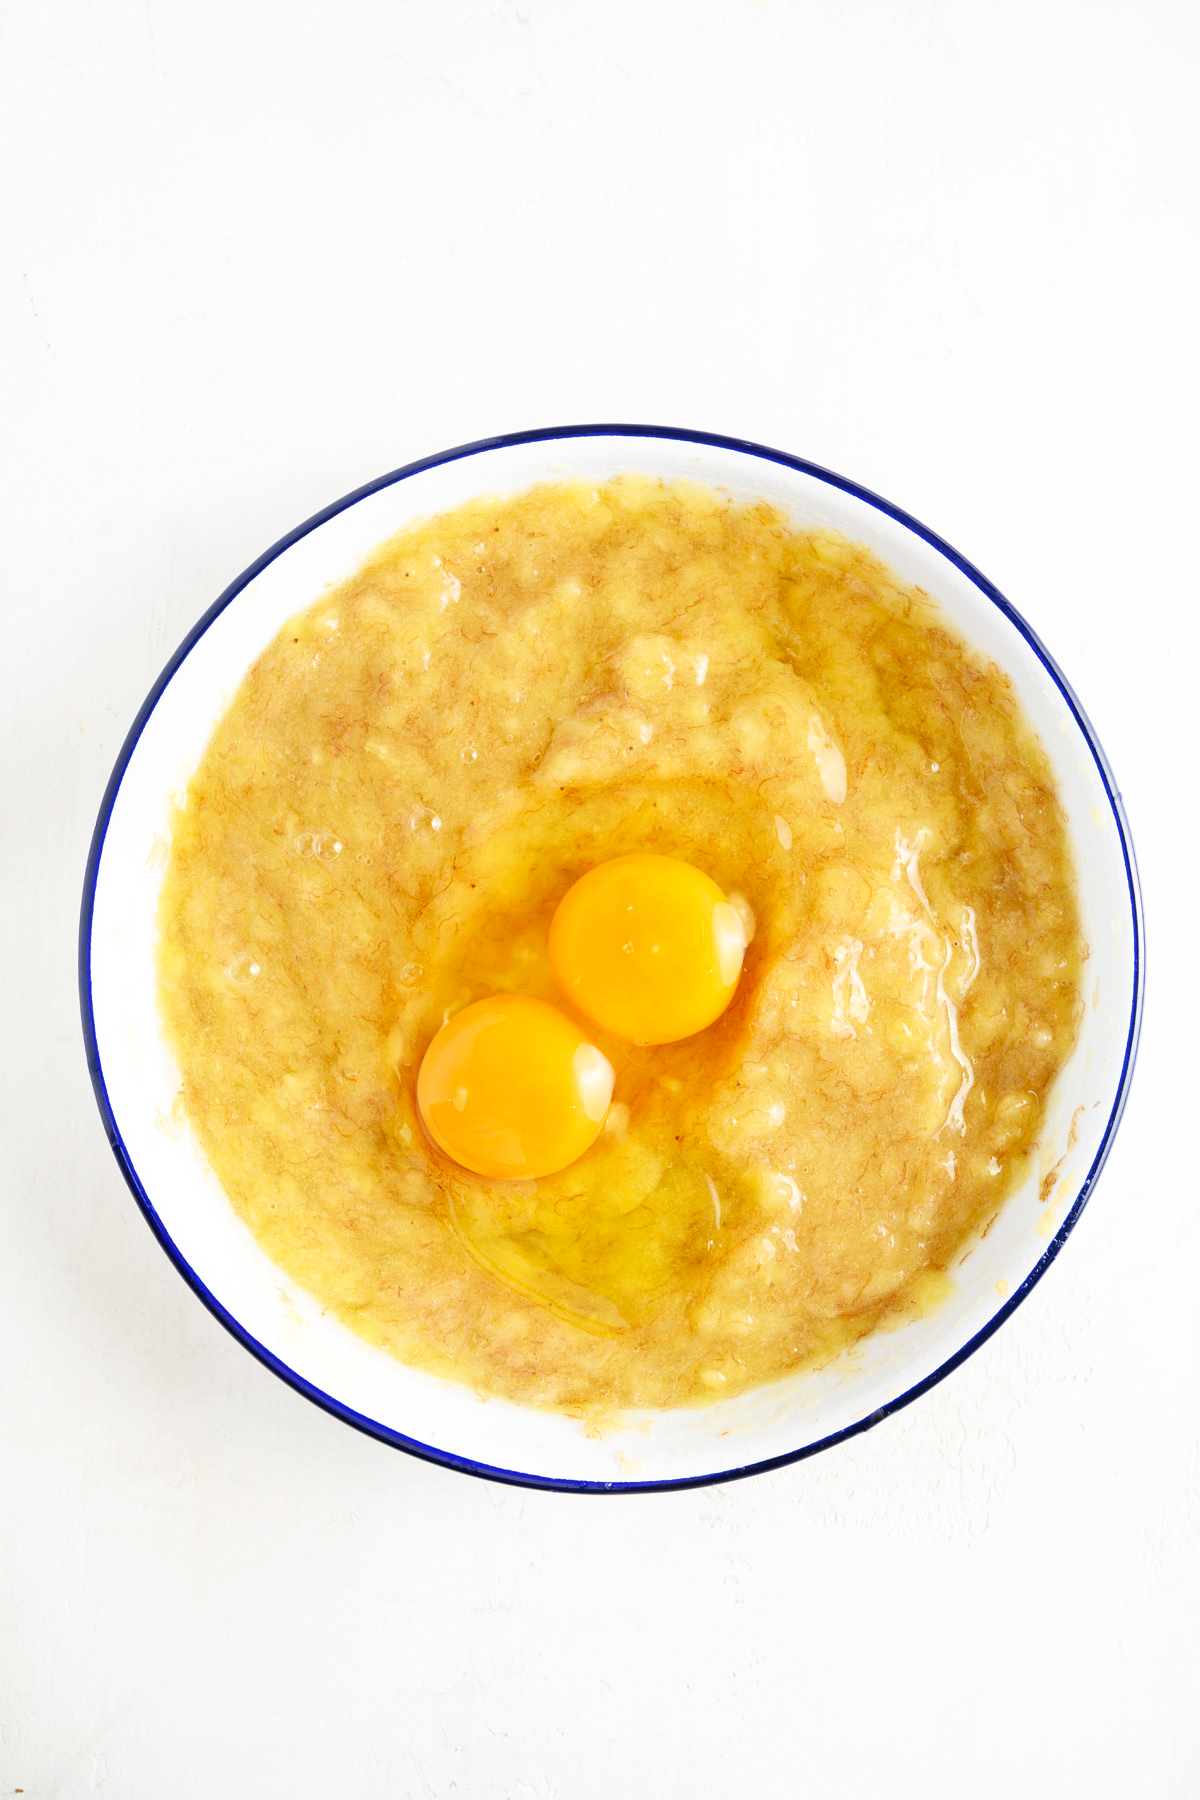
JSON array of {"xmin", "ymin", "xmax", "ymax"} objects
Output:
[{"xmin": 84, "ymin": 429, "xmax": 1140, "ymax": 1489}]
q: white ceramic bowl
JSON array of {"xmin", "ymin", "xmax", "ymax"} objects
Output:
[{"xmin": 80, "ymin": 426, "xmax": 1143, "ymax": 1491}]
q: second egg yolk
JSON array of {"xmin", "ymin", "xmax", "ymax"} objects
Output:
[
  {"xmin": 416, "ymin": 994, "xmax": 615, "ymax": 1180},
  {"xmin": 549, "ymin": 853, "xmax": 750, "ymax": 1045}
]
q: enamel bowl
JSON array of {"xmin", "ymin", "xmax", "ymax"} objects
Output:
[{"xmin": 80, "ymin": 426, "xmax": 1143, "ymax": 1491}]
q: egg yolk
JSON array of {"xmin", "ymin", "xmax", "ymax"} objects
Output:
[
  {"xmin": 549, "ymin": 853, "xmax": 750, "ymax": 1045},
  {"xmin": 416, "ymin": 994, "xmax": 615, "ymax": 1180}
]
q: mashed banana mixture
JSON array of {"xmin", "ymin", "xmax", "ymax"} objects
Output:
[{"xmin": 159, "ymin": 478, "xmax": 1082, "ymax": 1413}]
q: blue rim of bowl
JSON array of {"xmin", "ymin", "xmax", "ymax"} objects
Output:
[{"xmin": 79, "ymin": 423, "xmax": 1145, "ymax": 1494}]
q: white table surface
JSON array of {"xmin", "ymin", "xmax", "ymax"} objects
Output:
[{"xmin": 3, "ymin": 2, "xmax": 1196, "ymax": 1794}]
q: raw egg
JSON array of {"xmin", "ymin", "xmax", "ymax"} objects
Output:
[
  {"xmin": 549, "ymin": 852, "xmax": 751, "ymax": 1045},
  {"xmin": 416, "ymin": 993, "xmax": 615, "ymax": 1180}
]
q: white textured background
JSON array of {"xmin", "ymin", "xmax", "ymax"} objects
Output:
[{"xmin": 2, "ymin": 2, "xmax": 1196, "ymax": 1795}]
